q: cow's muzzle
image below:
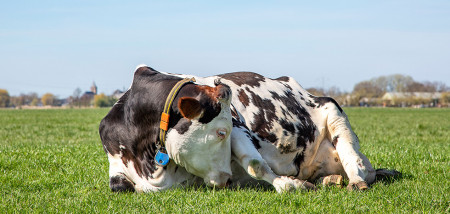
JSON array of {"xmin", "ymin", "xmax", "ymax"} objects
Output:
[{"xmin": 206, "ymin": 172, "xmax": 232, "ymax": 188}]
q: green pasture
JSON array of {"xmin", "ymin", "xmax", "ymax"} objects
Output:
[{"xmin": 0, "ymin": 108, "xmax": 448, "ymax": 213}]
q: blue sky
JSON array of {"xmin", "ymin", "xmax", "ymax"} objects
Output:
[{"xmin": 1, "ymin": 0, "xmax": 449, "ymax": 97}]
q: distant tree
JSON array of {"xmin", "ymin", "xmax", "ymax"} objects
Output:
[
  {"xmin": 441, "ymin": 92, "xmax": 450, "ymax": 107},
  {"xmin": 306, "ymin": 87, "xmax": 325, "ymax": 97},
  {"xmin": 11, "ymin": 93, "xmax": 39, "ymax": 106},
  {"xmin": 353, "ymin": 81, "xmax": 384, "ymax": 98},
  {"xmin": 41, "ymin": 93, "xmax": 56, "ymax": 106},
  {"xmin": 0, "ymin": 89, "xmax": 10, "ymax": 107},
  {"xmin": 30, "ymin": 98, "xmax": 39, "ymax": 106},
  {"xmin": 387, "ymin": 74, "xmax": 414, "ymax": 92},
  {"xmin": 358, "ymin": 74, "xmax": 414, "ymax": 93},
  {"xmin": 73, "ymin": 87, "xmax": 82, "ymax": 107},
  {"xmin": 325, "ymin": 86, "xmax": 343, "ymax": 98},
  {"xmin": 94, "ymin": 93, "xmax": 115, "ymax": 107},
  {"xmin": 406, "ymin": 81, "xmax": 427, "ymax": 92},
  {"xmin": 434, "ymin": 81, "xmax": 450, "ymax": 92}
]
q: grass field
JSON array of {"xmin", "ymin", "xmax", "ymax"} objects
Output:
[{"xmin": 0, "ymin": 108, "xmax": 448, "ymax": 213}]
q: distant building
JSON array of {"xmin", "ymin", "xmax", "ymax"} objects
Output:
[
  {"xmin": 90, "ymin": 82, "xmax": 98, "ymax": 95},
  {"xmin": 112, "ymin": 89, "xmax": 125, "ymax": 99},
  {"xmin": 80, "ymin": 82, "xmax": 98, "ymax": 106},
  {"xmin": 382, "ymin": 92, "xmax": 442, "ymax": 107}
]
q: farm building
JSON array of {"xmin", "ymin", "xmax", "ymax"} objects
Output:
[{"xmin": 381, "ymin": 92, "xmax": 442, "ymax": 107}]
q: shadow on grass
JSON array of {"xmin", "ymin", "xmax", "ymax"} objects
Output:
[
  {"xmin": 373, "ymin": 168, "xmax": 408, "ymax": 185},
  {"xmin": 105, "ymin": 169, "xmax": 409, "ymax": 194}
]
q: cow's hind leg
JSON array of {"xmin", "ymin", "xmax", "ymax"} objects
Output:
[
  {"xmin": 231, "ymin": 127, "xmax": 316, "ymax": 192},
  {"xmin": 322, "ymin": 101, "xmax": 376, "ymax": 190}
]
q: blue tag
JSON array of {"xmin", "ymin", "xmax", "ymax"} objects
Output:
[{"xmin": 155, "ymin": 150, "xmax": 169, "ymax": 166}]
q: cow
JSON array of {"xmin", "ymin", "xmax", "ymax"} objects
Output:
[
  {"xmin": 99, "ymin": 65, "xmax": 398, "ymax": 193},
  {"xmin": 99, "ymin": 65, "xmax": 234, "ymax": 192}
]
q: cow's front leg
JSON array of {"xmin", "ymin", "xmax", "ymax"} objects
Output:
[
  {"xmin": 230, "ymin": 126, "xmax": 315, "ymax": 192},
  {"xmin": 325, "ymin": 103, "xmax": 376, "ymax": 190}
]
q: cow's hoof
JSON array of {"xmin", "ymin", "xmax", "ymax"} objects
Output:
[
  {"xmin": 347, "ymin": 181, "xmax": 369, "ymax": 191},
  {"xmin": 321, "ymin": 175, "xmax": 343, "ymax": 187}
]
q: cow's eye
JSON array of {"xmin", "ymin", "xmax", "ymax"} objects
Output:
[{"xmin": 216, "ymin": 129, "xmax": 227, "ymax": 140}]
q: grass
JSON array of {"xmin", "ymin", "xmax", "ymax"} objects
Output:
[{"xmin": 0, "ymin": 108, "xmax": 448, "ymax": 213}]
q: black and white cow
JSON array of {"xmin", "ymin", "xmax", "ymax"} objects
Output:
[
  {"xmin": 99, "ymin": 65, "xmax": 397, "ymax": 193},
  {"xmin": 99, "ymin": 66, "xmax": 234, "ymax": 192}
]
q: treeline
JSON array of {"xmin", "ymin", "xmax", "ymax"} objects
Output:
[
  {"xmin": 0, "ymin": 89, "xmax": 118, "ymax": 108},
  {"xmin": 307, "ymin": 74, "xmax": 450, "ymax": 107},
  {"xmin": 1, "ymin": 74, "xmax": 450, "ymax": 108}
]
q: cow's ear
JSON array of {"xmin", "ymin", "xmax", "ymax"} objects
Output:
[{"xmin": 178, "ymin": 97, "xmax": 203, "ymax": 119}]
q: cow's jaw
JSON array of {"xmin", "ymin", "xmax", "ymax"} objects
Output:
[{"xmin": 165, "ymin": 104, "xmax": 233, "ymax": 188}]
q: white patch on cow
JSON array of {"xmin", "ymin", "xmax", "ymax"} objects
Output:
[
  {"xmin": 258, "ymin": 140, "xmax": 299, "ymax": 176},
  {"xmin": 165, "ymin": 101, "xmax": 233, "ymax": 188},
  {"xmin": 107, "ymin": 151, "xmax": 194, "ymax": 192},
  {"xmin": 298, "ymin": 139, "xmax": 345, "ymax": 180}
]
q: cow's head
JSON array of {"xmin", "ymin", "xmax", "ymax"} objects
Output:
[{"xmin": 165, "ymin": 82, "xmax": 233, "ymax": 188}]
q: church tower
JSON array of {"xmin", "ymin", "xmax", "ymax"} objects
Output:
[{"xmin": 91, "ymin": 82, "xmax": 98, "ymax": 95}]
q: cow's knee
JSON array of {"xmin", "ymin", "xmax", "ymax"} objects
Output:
[
  {"xmin": 247, "ymin": 159, "xmax": 265, "ymax": 179},
  {"xmin": 110, "ymin": 174, "xmax": 135, "ymax": 192}
]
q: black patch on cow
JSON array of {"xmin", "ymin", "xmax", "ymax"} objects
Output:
[
  {"xmin": 232, "ymin": 117, "xmax": 246, "ymax": 128},
  {"xmin": 278, "ymin": 143, "xmax": 297, "ymax": 154},
  {"xmin": 270, "ymin": 90, "xmax": 317, "ymax": 148},
  {"xmin": 231, "ymin": 106, "xmax": 241, "ymax": 122},
  {"xmin": 293, "ymin": 151, "xmax": 305, "ymax": 176},
  {"xmin": 310, "ymin": 96, "xmax": 343, "ymax": 113},
  {"xmin": 248, "ymin": 90, "xmax": 279, "ymax": 143},
  {"xmin": 274, "ymin": 76, "xmax": 290, "ymax": 82},
  {"xmin": 295, "ymin": 123, "xmax": 316, "ymax": 148},
  {"xmin": 174, "ymin": 119, "xmax": 192, "ymax": 135},
  {"xmin": 273, "ymin": 76, "xmax": 293, "ymax": 91},
  {"xmin": 257, "ymin": 133, "xmax": 278, "ymax": 144},
  {"xmin": 198, "ymin": 98, "xmax": 221, "ymax": 124},
  {"xmin": 305, "ymin": 100, "xmax": 316, "ymax": 108},
  {"xmin": 110, "ymin": 175, "xmax": 135, "ymax": 192},
  {"xmin": 250, "ymin": 135, "xmax": 261, "ymax": 150},
  {"xmin": 219, "ymin": 72, "xmax": 265, "ymax": 87},
  {"xmin": 238, "ymin": 89, "xmax": 250, "ymax": 106},
  {"xmin": 279, "ymin": 119, "xmax": 296, "ymax": 135},
  {"xmin": 332, "ymin": 135, "xmax": 339, "ymax": 147}
]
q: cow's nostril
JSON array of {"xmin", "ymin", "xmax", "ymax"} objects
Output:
[{"xmin": 226, "ymin": 179, "xmax": 232, "ymax": 187}]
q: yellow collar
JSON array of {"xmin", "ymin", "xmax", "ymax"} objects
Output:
[{"xmin": 155, "ymin": 77, "xmax": 196, "ymax": 166}]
